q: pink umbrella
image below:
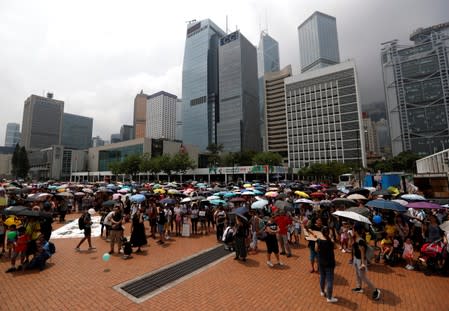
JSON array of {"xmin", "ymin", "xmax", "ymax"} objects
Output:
[
  {"xmin": 406, "ymin": 201, "xmax": 442, "ymax": 209},
  {"xmin": 265, "ymin": 191, "xmax": 279, "ymax": 198}
]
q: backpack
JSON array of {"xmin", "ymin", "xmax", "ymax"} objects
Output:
[
  {"xmin": 44, "ymin": 241, "xmax": 56, "ymax": 256},
  {"xmin": 78, "ymin": 213, "xmax": 86, "ymax": 230}
]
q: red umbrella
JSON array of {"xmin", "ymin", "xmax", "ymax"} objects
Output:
[
  {"xmin": 230, "ymin": 197, "xmax": 246, "ymax": 203},
  {"xmin": 310, "ymin": 192, "xmax": 325, "ymax": 198}
]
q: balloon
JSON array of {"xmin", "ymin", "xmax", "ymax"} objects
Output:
[
  {"xmin": 373, "ymin": 215, "xmax": 382, "ymax": 224},
  {"xmin": 7, "ymin": 231, "xmax": 17, "ymax": 240},
  {"xmin": 102, "ymin": 253, "xmax": 111, "ymax": 262}
]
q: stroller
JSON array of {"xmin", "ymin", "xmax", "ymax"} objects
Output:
[
  {"xmin": 121, "ymin": 236, "xmax": 133, "ymax": 260},
  {"xmin": 417, "ymin": 239, "xmax": 446, "ymax": 275},
  {"xmin": 222, "ymin": 226, "xmax": 235, "ymax": 252}
]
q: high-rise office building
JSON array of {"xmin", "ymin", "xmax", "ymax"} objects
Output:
[
  {"xmin": 182, "ymin": 19, "xmax": 226, "ymax": 151},
  {"xmin": 217, "ymin": 30, "xmax": 261, "ymax": 152},
  {"xmin": 120, "ymin": 125, "xmax": 133, "ymax": 142},
  {"xmin": 110, "ymin": 134, "xmax": 121, "ymax": 144},
  {"xmin": 258, "ymin": 31, "xmax": 280, "ymax": 150},
  {"xmin": 264, "ymin": 65, "xmax": 292, "ymax": 164},
  {"xmin": 176, "ymin": 99, "xmax": 183, "ymax": 141},
  {"xmin": 61, "ymin": 113, "xmax": 93, "ymax": 150},
  {"xmin": 285, "ymin": 60, "xmax": 365, "ymax": 169},
  {"xmin": 298, "ymin": 11, "xmax": 340, "ymax": 73},
  {"xmin": 21, "ymin": 93, "xmax": 64, "ymax": 150},
  {"xmin": 381, "ymin": 22, "xmax": 449, "ymax": 156},
  {"xmin": 146, "ymin": 91, "xmax": 177, "ymax": 140},
  {"xmin": 362, "ymin": 112, "xmax": 380, "ymax": 159},
  {"xmin": 133, "ymin": 91, "xmax": 148, "ymax": 139},
  {"xmin": 92, "ymin": 136, "xmax": 105, "ymax": 147},
  {"xmin": 4, "ymin": 123, "xmax": 20, "ymax": 147}
]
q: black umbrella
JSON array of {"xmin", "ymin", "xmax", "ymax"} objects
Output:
[
  {"xmin": 102, "ymin": 200, "xmax": 117, "ymax": 207},
  {"xmin": 372, "ymin": 190, "xmax": 391, "ymax": 196},
  {"xmin": 332, "ymin": 198, "xmax": 358, "ymax": 207},
  {"xmin": 2, "ymin": 205, "xmax": 52, "ymax": 218},
  {"xmin": 348, "ymin": 188, "xmax": 371, "ymax": 197},
  {"xmin": 346, "ymin": 206, "xmax": 371, "ymax": 218}
]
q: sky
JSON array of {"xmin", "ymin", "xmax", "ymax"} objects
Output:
[{"xmin": 0, "ymin": 0, "xmax": 448, "ymax": 145}]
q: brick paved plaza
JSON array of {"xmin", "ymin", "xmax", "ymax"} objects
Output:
[{"xmin": 1, "ymin": 214, "xmax": 448, "ymax": 311}]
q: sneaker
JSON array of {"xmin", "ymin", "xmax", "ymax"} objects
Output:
[
  {"xmin": 342, "ymin": 249, "xmax": 346, "ymax": 253},
  {"xmin": 352, "ymin": 287, "xmax": 363, "ymax": 293},
  {"xmin": 286, "ymin": 254, "xmax": 292, "ymax": 258},
  {"xmin": 267, "ymin": 261, "xmax": 274, "ymax": 267},
  {"xmin": 5, "ymin": 267, "xmax": 16, "ymax": 273},
  {"xmin": 327, "ymin": 297, "xmax": 338, "ymax": 303},
  {"xmin": 75, "ymin": 247, "xmax": 80, "ymax": 252},
  {"xmin": 372, "ymin": 289, "xmax": 381, "ymax": 300},
  {"xmin": 88, "ymin": 246, "xmax": 96, "ymax": 251},
  {"xmin": 320, "ymin": 291, "xmax": 325, "ymax": 297},
  {"xmin": 407, "ymin": 265, "xmax": 414, "ymax": 270},
  {"xmin": 277, "ymin": 262, "xmax": 284, "ymax": 266},
  {"xmin": 109, "ymin": 251, "xmax": 114, "ymax": 255}
]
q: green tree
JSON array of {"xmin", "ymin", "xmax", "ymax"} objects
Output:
[
  {"xmin": 297, "ymin": 161, "xmax": 353, "ymax": 182},
  {"xmin": 16, "ymin": 146, "xmax": 30, "ymax": 179},
  {"xmin": 369, "ymin": 151, "xmax": 419, "ymax": 174},
  {"xmin": 108, "ymin": 161, "xmax": 123, "ymax": 181},
  {"xmin": 206, "ymin": 143, "xmax": 223, "ymax": 167},
  {"xmin": 252, "ymin": 152, "xmax": 283, "ymax": 166},
  {"xmin": 121, "ymin": 154, "xmax": 142, "ymax": 180},
  {"xmin": 172, "ymin": 153, "xmax": 196, "ymax": 175},
  {"xmin": 158, "ymin": 154, "xmax": 174, "ymax": 181},
  {"xmin": 11, "ymin": 144, "xmax": 20, "ymax": 178}
]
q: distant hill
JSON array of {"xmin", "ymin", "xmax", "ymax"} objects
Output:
[{"xmin": 362, "ymin": 101, "xmax": 386, "ymax": 122}]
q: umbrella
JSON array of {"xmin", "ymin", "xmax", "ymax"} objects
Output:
[
  {"xmin": 241, "ymin": 191, "xmax": 255, "ymax": 196},
  {"xmin": 371, "ymin": 189, "xmax": 391, "ymax": 196},
  {"xmin": 167, "ymin": 189, "xmax": 180, "ymax": 195},
  {"xmin": 347, "ymin": 193, "xmax": 368, "ymax": 200},
  {"xmin": 153, "ymin": 188, "xmax": 166, "ymax": 194},
  {"xmin": 118, "ymin": 188, "xmax": 129, "ymax": 194},
  {"xmin": 365, "ymin": 199, "xmax": 407, "ymax": 212},
  {"xmin": 82, "ymin": 188, "xmax": 93, "ymax": 194},
  {"xmin": 332, "ymin": 198, "xmax": 358, "ymax": 207},
  {"xmin": 274, "ymin": 200, "xmax": 292, "ymax": 210},
  {"xmin": 294, "ymin": 190, "xmax": 309, "ymax": 198},
  {"xmin": 348, "ymin": 188, "xmax": 371, "ymax": 197},
  {"xmin": 55, "ymin": 192, "xmax": 73, "ymax": 198},
  {"xmin": 294, "ymin": 198, "xmax": 314, "ymax": 204},
  {"xmin": 130, "ymin": 194, "xmax": 146, "ymax": 203},
  {"xmin": 332, "ymin": 210, "xmax": 372, "ymax": 224},
  {"xmin": 223, "ymin": 192, "xmax": 237, "ymax": 198},
  {"xmin": 440, "ymin": 221, "xmax": 449, "ymax": 233},
  {"xmin": 112, "ymin": 193, "xmax": 122, "ymax": 200},
  {"xmin": 207, "ymin": 195, "xmax": 220, "ymax": 201},
  {"xmin": 74, "ymin": 192, "xmax": 86, "ymax": 196},
  {"xmin": 392, "ymin": 199, "xmax": 408, "ymax": 206},
  {"xmin": 320, "ymin": 200, "xmax": 333, "ymax": 207},
  {"xmin": 401, "ymin": 194, "xmax": 426, "ymax": 201},
  {"xmin": 251, "ymin": 200, "xmax": 269, "ymax": 209},
  {"xmin": 345, "ymin": 206, "xmax": 371, "ymax": 218},
  {"xmin": 230, "ymin": 197, "xmax": 246, "ymax": 203},
  {"xmin": 243, "ymin": 183, "xmax": 252, "ymax": 188},
  {"xmin": 265, "ymin": 191, "xmax": 278, "ymax": 198},
  {"xmin": 310, "ymin": 192, "xmax": 325, "ymax": 198},
  {"xmin": 210, "ymin": 199, "xmax": 227, "ymax": 206},
  {"xmin": 102, "ymin": 200, "xmax": 117, "ymax": 207},
  {"xmin": 160, "ymin": 198, "xmax": 177, "ymax": 205},
  {"xmin": 180, "ymin": 197, "xmax": 192, "ymax": 203},
  {"xmin": 231, "ymin": 206, "xmax": 249, "ymax": 221},
  {"xmin": 406, "ymin": 202, "xmax": 442, "ymax": 209}
]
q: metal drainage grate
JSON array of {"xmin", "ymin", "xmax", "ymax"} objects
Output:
[{"xmin": 115, "ymin": 245, "xmax": 231, "ymax": 303}]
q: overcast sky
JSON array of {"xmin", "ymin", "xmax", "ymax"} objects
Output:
[{"xmin": 0, "ymin": 0, "xmax": 448, "ymax": 145}]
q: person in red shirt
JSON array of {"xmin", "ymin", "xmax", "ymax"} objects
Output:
[
  {"xmin": 275, "ymin": 210, "xmax": 292, "ymax": 257},
  {"xmin": 6, "ymin": 226, "xmax": 28, "ymax": 272}
]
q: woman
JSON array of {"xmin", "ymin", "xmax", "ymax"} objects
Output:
[
  {"xmin": 424, "ymin": 215, "xmax": 443, "ymax": 243},
  {"xmin": 174, "ymin": 204, "xmax": 182, "ymax": 236},
  {"xmin": 234, "ymin": 216, "xmax": 248, "ymax": 261},
  {"xmin": 352, "ymin": 224, "xmax": 381, "ymax": 300},
  {"xmin": 306, "ymin": 217, "xmax": 323, "ymax": 273},
  {"xmin": 395, "ymin": 215, "xmax": 410, "ymax": 242},
  {"xmin": 130, "ymin": 206, "xmax": 147, "ymax": 253},
  {"xmin": 315, "ymin": 226, "xmax": 337, "ymax": 303},
  {"xmin": 264, "ymin": 216, "xmax": 284, "ymax": 267}
]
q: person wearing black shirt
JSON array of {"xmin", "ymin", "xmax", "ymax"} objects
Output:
[
  {"xmin": 352, "ymin": 224, "xmax": 381, "ymax": 300},
  {"xmin": 264, "ymin": 216, "xmax": 284, "ymax": 267},
  {"xmin": 306, "ymin": 217, "xmax": 323, "ymax": 273},
  {"xmin": 316, "ymin": 226, "xmax": 337, "ymax": 303},
  {"xmin": 234, "ymin": 216, "xmax": 248, "ymax": 261}
]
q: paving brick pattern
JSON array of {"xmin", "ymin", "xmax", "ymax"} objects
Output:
[{"xmin": 1, "ymin": 213, "xmax": 448, "ymax": 311}]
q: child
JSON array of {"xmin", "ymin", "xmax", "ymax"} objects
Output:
[
  {"xmin": 0, "ymin": 217, "xmax": 5, "ymax": 256},
  {"xmin": 340, "ymin": 222, "xmax": 350, "ymax": 252},
  {"xmin": 291, "ymin": 215, "xmax": 301, "ymax": 246},
  {"xmin": 380, "ymin": 232, "xmax": 393, "ymax": 260},
  {"xmin": 402, "ymin": 237, "xmax": 414, "ymax": 270},
  {"xmin": 6, "ymin": 226, "xmax": 28, "ymax": 272},
  {"xmin": 121, "ymin": 236, "xmax": 133, "ymax": 260},
  {"xmin": 5, "ymin": 224, "xmax": 17, "ymax": 259}
]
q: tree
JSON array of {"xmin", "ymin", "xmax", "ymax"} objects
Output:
[
  {"xmin": 172, "ymin": 153, "xmax": 196, "ymax": 182},
  {"xmin": 252, "ymin": 152, "xmax": 283, "ymax": 166},
  {"xmin": 11, "ymin": 144, "xmax": 20, "ymax": 178},
  {"xmin": 297, "ymin": 161, "xmax": 353, "ymax": 182},
  {"xmin": 121, "ymin": 154, "xmax": 142, "ymax": 180},
  {"xmin": 108, "ymin": 161, "xmax": 123, "ymax": 181},
  {"xmin": 206, "ymin": 143, "xmax": 223, "ymax": 167},
  {"xmin": 368, "ymin": 151, "xmax": 419, "ymax": 174},
  {"xmin": 158, "ymin": 154, "xmax": 174, "ymax": 181},
  {"xmin": 17, "ymin": 146, "xmax": 30, "ymax": 179}
]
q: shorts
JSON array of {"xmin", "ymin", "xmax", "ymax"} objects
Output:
[
  {"xmin": 109, "ymin": 229, "xmax": 123, "ymax": 243},
  {"xmin": 84, "ymin": 227, "xmax": 92, "ymax": 237},
  {"xmin": 403, "ymin": 252, "xmax": 414, "ymax": 259},
  {"xmin": 157, "ymin": 224, "xmax": 165, "ymax": 234},
  {"xmin": 309, "ymin": 244, "xmax": 318, "ymax": 261}
]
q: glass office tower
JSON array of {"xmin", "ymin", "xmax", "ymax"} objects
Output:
[
  {"xmin": 298, "ymin": 11, "xmax": 340, "ymax": 73},
  {"xmin": 182, "ymin": 19, "xmax": 226, "ymax": 151},
  {"xmin": 258, "ymin": 31, "xmax": 280, "ymax": 150},
  {"xmin": 218, "ymin": 30, "xmax": 262, "ymax": 152},
  {"xmin": 62, "ymin": 113, "xmax": 93, "ymax": 150}
]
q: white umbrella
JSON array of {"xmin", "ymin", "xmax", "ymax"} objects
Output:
[
  {"xmin": 333, "ymin": 210, "xmax": 372, "ymax": 224},
  {"xmin": 82, "ymin": 188, "xmax": 93, "ymax": 194},
  {"xmin": 401, "ymin": 194, "xmax": 426, "ymax": 201},
  {"xmin": 295, "ymin": 198, "xmax": 314, "ymax": 204},
  {"xmin": 347, "ymin": 193, "xmax": 367, "ymax": 200},
  {"xmin": 207, "ymin": 195, "xmax": 220, "ymax": 201},
  {"xmin": 251, "ymin": 199, "xmax": 269, "ymax": 209},
  {"xmin": 181, "ymin": 197, "xmax": 192, "ymax": 203}
]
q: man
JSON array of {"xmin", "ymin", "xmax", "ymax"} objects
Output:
[
  {"xmin": 275, "ymin": 210, "xmax": 292, "ymax": 257},
  {"xmin": 214, "ymin": 205, "xmax": 227, "ymax": 242},
  {"xmin": 109, "ymin": 206, "xmax": 124, "ymax": 254},
  {"xmin": 75, "ymin": 208, "xmax": 96, "ymax": 251},
  {"xmin": 0, "ymin": 188, "xmax": 8, "ymax": 211}
]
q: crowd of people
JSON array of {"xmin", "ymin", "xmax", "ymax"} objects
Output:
[{"xmin": 2, "ymin": 180, "xmax": 449, "ymax": 303}]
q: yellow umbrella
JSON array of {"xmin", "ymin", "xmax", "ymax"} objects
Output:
[
  {"xmin": 154, "ymin": 188, "xmax": 166, "ymax": 194},
  {"xmin": 243, "ymin": 183, "xmax": 252, "ymax": 188},
  {"xmin": 168, "ymin": 189, "xmax": 179, "ymax": 195},
  {"xmin": 4, "ymin": 216, "xmax": 22, "ymax": 227},
  {"xmin": 387, "ymin": 186, "xmax": 400, "ymax": 196},
  {"xmin": 295, "ymin": 191, "xmax": 309, "ymax": 198}
]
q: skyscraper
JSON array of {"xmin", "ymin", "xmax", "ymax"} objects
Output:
[
  {"xmin": 133, "ymin": 91, "xmax": 148, "ymax": 139},
  {"xmin": 176, "ymin": 99, "xmax": 183, "ymax": 141},
  {"xmin": 298, "ymin": 11, "xmax": 340, "ymax": 73},
  {"xmin": 264, "ymin": 65, "xmax": 292, "ymax": 164},
  {"xmin": 146, "ymin": 91, "xmax": 177, "ymax": 140},
  {"xmin": 61, "ymin": 113, "xmax": 93, "ymax": 150},
  {"xmin": 182, "ymin": 19, "xmax": 226, "ymax": 151},
  {"xmin": 21, "ymin": 93, "xmax": 64, "ymax": 150},
  {"xmin": 217, "ymin": 30, "xmax": 261, "ymax": 152},
  {"xmin": 285, "ymin": 60, "xmax": 365, "ymax": 169},
  {"xmin": 120, "ymin": 125, "xmax": 133, "ymax": 142},
  {"xmin": 110, "ymin": 134, "xmax": 121, "ymax": 144},
  {"xmin": 258, "ymin": 31, "xmax": 280, "ymax": 150},
  {"xmin": 4, "ymin": 123, "xmax": 20, "ymax": 147},
  {"xmin": 381, "ymin": 22, "xmax": 449, "ymax": 156}
]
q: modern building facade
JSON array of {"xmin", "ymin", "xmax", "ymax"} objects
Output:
[
  {"xmin": 258, "ymin": 31, "xmax": 280, "ymax": 150},
  {"xmin": 381, "ymin": 22, "xmax": 449, "ymax": 157},
  {"xmin": 4, "ymin": 123, "xmax": 20, "ymax": 147},
  {"xmin": 110, "ymin": 134, "xmax": 121, "ymax": 144},
  {"xmin": 176, "ymin": 99, "xmax": 183, "ymax": 141},
  {"xmin": 133, "ymin": 91, "xmax": 148, "ymax": 139},
  {"xmin": 146, "ymin": 91, "xmax": 177, "ymax": 140},
  {"xmin": 21, "ymin": 93, "xmax": 64, "ymax": 150},
  {"xmin": 264, "ymin": 65, "xmax": 292, "ymax": 164},
  {"xmin": 285, "ymin": 60, "xmax": 366, "ymax": 169},
  {"xmin": 362, "ymin": 112, "xmax": 380, "ymax": 161},
  {"xmin": 182, "ymin": 19, "xmax": 226, "ymax": 151},
  {"xmin": 92, "ymin": 136, "xmax": 105, "ymax": 147},
  {"xmin": 120, "ymin": 125, "xmax": 133, "ymax": 142},
  {"xmin": 61, "ymin": 113, "xmax": 93, "ymax": 150},
  {"xmin": 217, "ymin": 30, "xmax": 262, "ymax": 152},
  {"xmin": 298, "ymin": 11, "xmax": 340, "ymax": 73}
]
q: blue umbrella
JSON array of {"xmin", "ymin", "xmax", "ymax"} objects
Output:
[
  {"xmin": 253, "ymin": 189, "xmax": 264, "ymax": 195},
  {"xmin": 210, "ymin": 199, "xmax": 228, "ymax": 206},
  {"xmin": 160, "ymin": 198, "xmax": 177, "ymax": 205},
  {"xmin": 130, "ymin": 194, "xmax": 146, "ymax": 203},
  {"xmin": 365, "ymin": 199, "xmax": 407, "ymax": 212},
  {"xmin": 223, "ymin": 192, "xmax": 237, "ymax": 198}
]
